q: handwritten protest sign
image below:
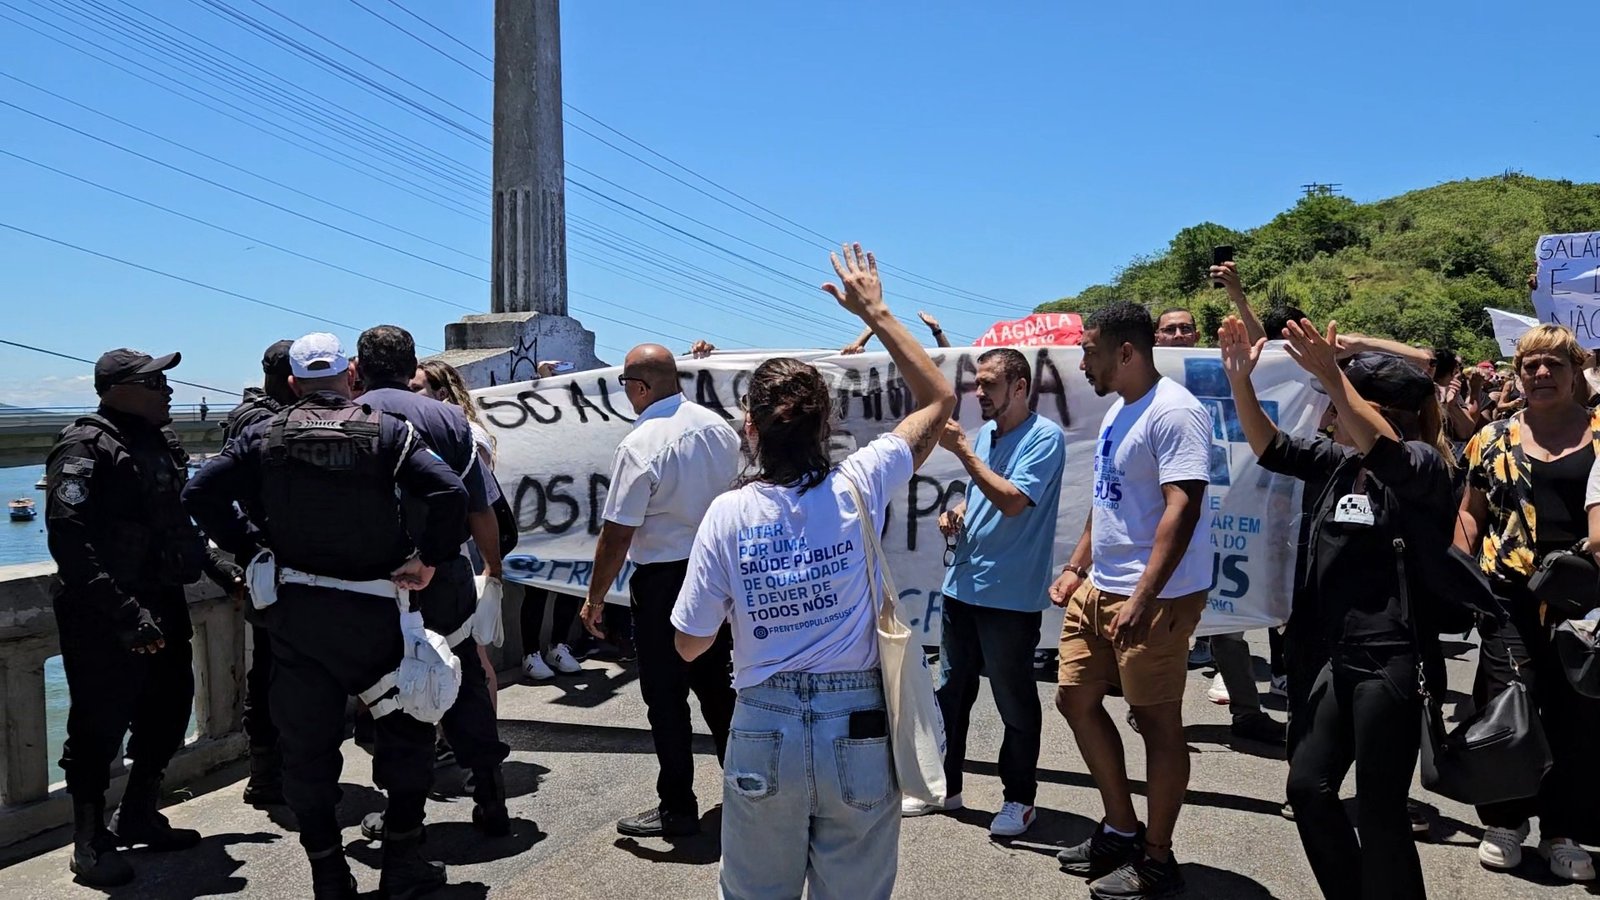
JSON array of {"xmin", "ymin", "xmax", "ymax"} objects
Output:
[
  {"xmin": 475, "ymin": 346, "xmax": 1322, "ymax": 645},
  {"xmin": 974, "ymin": 313, "xmax": 1083, "ymax": 347},
  {"xmin": 1532, "ymin": 232, "xmax": 1600, "ymax": 348}
]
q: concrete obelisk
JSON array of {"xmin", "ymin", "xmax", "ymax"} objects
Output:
[{"xmin": 439, "ymin": 0, "xmax": 602, "ymax": 387}]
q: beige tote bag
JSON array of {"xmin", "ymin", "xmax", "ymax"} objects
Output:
[{"xmin": 842, "ymin": 473, "xmax": 948, "ymax": 805}]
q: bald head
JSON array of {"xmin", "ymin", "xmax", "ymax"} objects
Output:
[{"xmin": 621, "ymin": 343, "xmax": 680, "ymax": 413}]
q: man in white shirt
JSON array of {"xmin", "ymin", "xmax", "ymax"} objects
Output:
[
  {"xmin": 1049, "ymin": 302, "xmax": 1212, "ymax": 899},
  {"xmin": 582, "ymin": 344, "xmax": 742, "ymax": 839}
]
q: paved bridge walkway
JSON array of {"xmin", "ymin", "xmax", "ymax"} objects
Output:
[{"xmin": 1, "ymin": 635, "xmax": 1590, "ymax": 899}]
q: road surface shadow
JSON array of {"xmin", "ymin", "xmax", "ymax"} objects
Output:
[{"xmin": 613, "ymin": 805, "xmax": 723, "ymax": 866}]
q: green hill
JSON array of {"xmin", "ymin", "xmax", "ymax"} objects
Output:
[{"xmin": 1036, "ymin": 173, "xmax": 1600, "ymax": 361}]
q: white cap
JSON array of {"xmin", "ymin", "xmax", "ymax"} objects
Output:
[{"xmin": 289, "ymin": 332, "xmax": 350, "ymax": 379}]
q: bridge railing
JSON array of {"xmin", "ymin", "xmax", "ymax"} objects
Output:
[
  {"xmin": 0, "ymin": 562, "xmax": 247, "ymax": 849},
  {"xmin": 0, "ymin": 405, "xmax": 216, "ymax": 428},
  {"xmin": 0, "ymin": 561, "xmax": 530, "ymax": 850}
]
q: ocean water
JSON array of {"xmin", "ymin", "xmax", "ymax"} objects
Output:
[{"xmin": 2, "ymin": 465, "xmax": 196, "ymax": 788}]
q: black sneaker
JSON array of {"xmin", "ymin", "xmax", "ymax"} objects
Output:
[
  {"xmin": 617, "ymin": 806, "xmax": 699, "ymax": 838},
  {"xmin": 1230, "ymin": 711, "xmax": 1287, "ymax": 744},
  {"xmin": 1089, "ymin": 852, "xmax": 1184, "ymax": 899},
  {"xmin": 1408, "ymin": 800, "xmax": 1429, "ymax": 836},
  {"xmin": 1058, "ymin": 821, "xmax": 1145, "ymax": 878}
]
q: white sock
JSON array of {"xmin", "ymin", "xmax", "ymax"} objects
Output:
[{"xmin": 1103, "ymin": 822, "xmax": 1137, "ymax": 838}]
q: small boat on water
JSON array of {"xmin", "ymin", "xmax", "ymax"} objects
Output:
[
  {"xmin": 9, "ymin": 498, "xmax": 37, "ymax": 521},
  {"xmin": 34, "ymin": 477, "xmax": 46, "ymax": 490}
]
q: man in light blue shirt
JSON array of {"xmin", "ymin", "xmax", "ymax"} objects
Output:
[{"xmin": 901, "ymin": 348, "xmax": 1065, "ymax": 838}]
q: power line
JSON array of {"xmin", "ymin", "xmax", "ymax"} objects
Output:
[
  {"xmin": 0, "ymin": 338, "xmax": 243, "ymax": 396},
  {"xmin": 346, "ymin": 0, "xmax": 490, "ymax": 83},
  {"xmin": 379, "ymin": 0, "xmax": 491, "ymax": 65},
  {"xmin": 0, "ymin": 97, "xmax": 488, "ymax": 281}
]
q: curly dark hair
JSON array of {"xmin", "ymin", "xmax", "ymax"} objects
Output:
[
  {"xmin": 1085, "ymin": 301, "xmax": 1155, "ymax": 354},
  {"xmin": 357, "ymin": 325, "xmax": 418, "ymax": 387},
  {"xmin": 745, "ymin": 357, "xmax": 833, "ymax": 493}
]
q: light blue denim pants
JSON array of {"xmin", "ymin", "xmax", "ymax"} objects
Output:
[{"xmin": 718, "ymin": 669, "xmax": 900, "ymax": 900}]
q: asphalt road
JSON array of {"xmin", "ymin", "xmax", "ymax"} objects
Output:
[{"xmin": 3, "ymin": 632, "xmax": 1594, "ymax": 899}]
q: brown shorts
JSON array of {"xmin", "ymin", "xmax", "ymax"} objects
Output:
[{"xmin": 1058, "ymin": 584, "xmax": 1208, "ymax": 707}]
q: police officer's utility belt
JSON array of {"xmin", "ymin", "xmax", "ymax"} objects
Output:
[{"xmin": 244, "ymin": 549, "xmax": 464, "ymax": 723}]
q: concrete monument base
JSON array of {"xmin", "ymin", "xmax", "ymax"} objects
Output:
[{"xmin": 429, "ymin": 312, "xmax": 606, "ymax": 389}]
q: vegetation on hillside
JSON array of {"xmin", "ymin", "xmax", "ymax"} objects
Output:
[{"xmin": 1036, "ymin": 173, "xmax": 1600, "ymax": 361}]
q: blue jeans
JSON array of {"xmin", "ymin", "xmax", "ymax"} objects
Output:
[
  {"xmin": 719, "ymin": 670, "xmax": 900, "ymax": 900},
  {"xmin": 937, "ymin": 596, "xmax": 1043, "ymax": 804}
]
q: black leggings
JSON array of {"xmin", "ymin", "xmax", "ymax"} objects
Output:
[
  {"xmin": 520, "ymin": 587, "xmax": 581, "ymax": 652},
  {"xmin": 1285, "ymin": 647, "xmax": 1426, "ymax": 900}
]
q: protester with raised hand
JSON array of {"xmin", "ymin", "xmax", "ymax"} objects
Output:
[
  {"xmin": 1455, "ymin": 323, "xmax": 1600, "ymax": 883},
  {"xmin": 1217, "ymin": 315, "xmax": 1450, "ymax": 900},
  {"xmin": 841, "ymin": 309, "xmax": 950, "ymax": 353},
  {"xmin": 672, "ymin": 244, "xmax": 955, "ymax": 900}
]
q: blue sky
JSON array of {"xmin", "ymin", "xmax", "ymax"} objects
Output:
[{"xmin": 2, "ymin": 0, "xmax": 1594, "ymax": 408}]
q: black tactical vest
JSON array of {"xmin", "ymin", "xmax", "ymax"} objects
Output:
[
  {"xmin": 73, "ymin": 415, "xmax": 205, "ymax": 590},
  {"xmin": 258, "ymin": 400, "xmax": 415, "ymax": 581}
]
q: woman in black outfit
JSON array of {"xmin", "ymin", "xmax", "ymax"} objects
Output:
[
  {"xmin": 1219, "ymin": 316, "xmax": 1455, "ymax": 900},
  {"xmin": 1455, "ymin": 324, "xmax": 1600, "ymax": 882}
]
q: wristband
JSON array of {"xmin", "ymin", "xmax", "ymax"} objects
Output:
[
  {"xmin": 1063, "ymin": 564, "xmax": 1088, "ymax": 579},
  {"xmin": 930, "ymin": 328, "xmax": 943, "ymax": 335}
]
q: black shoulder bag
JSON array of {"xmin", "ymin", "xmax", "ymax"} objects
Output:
[{"xmin": 1397, "ymin": 537, "xmax": 1552, "ymax": 806}]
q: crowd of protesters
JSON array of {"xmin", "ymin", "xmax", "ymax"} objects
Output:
[{"xmin": 39, "ymin": 241, "xmax": 1600, "ymax": 899}]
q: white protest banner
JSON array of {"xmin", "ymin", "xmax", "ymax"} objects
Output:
[
  {"xmin": 477, "ymin": 346, "xmax": 1322, "ymax": 645},
  {"xmin": 1532, "ymin": 232, "xmax": 1600, "ymax": 348},
  {"xmin": 1487, "ymin": 307, "xmax": 1540, "ymax": 358}
]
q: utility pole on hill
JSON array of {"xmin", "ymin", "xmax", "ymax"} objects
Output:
[{"xmin": 1300, "ymin": 182, "xmax": 1343, "ymax": 197}]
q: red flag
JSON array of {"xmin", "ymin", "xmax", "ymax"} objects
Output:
[{"xmin": 973, "ymin": 312, "xmax": 1083, "ymax": 347}]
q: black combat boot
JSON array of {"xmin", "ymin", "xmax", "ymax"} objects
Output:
[
  {"xmin": 308, "ymin": 845, "xmax": 359, "ymax": 900},
  {"xmin": 378, "ymin": 826, "xmax": 446, "ymax": 900},
  {"xmin": 470, "ymin": 767, "xmax": 511, "ymax": 837},
  {"xmin": 70, "ymin": 798, "xmax": 133, "ymax": 887},
  {"xmin": 110, "ymin": 769, "xmax": 201, "ymax": 851},
  {"xmin": 242, "ymin": 746, "xmax": 285, "ymax": 807}
]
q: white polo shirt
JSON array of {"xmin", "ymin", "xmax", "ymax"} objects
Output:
[{"xmin": 602, "ymin": 393, "xmax": 742, "ymax": 564}]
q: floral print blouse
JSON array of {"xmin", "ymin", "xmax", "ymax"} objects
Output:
[{"xmin": 1461, "ymin": 410, "xmax": 1600, "ymax": 580}]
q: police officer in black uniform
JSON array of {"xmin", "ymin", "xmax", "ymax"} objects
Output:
[
  {"xmin": 355, "ymin": 325, "xmax": 512, "ymax": 838},
  {"xmin": 185, "ymin": 333, "xmax": 468, "ymax": 899},
  {"xmin": 46, "ymin": 349, "xmax": 243, "ymax": 887},
  {"xmin": 220, "ymin": 339, "xmax": 295, "ymax": 807}
]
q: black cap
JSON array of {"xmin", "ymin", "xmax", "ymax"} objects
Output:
[
  {"xmin": 262, "ymin": 339, "xmax": 294, "ymax": 378},
  {"xmin": 1313, "ymin": 351, "xmax": 1434, "ymax": 412},
  {"xmin": 93, "ymin": 349, "xmax": 180, "ymax": 395}
]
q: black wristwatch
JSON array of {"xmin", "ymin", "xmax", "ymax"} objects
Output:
[
  {"xmin": 1063, "ymin": 564, "xmax": 1088, "ymax": 579},
  {"xmin": 930, "ymin": 328, "xmax": 943, "ymax": 335}
]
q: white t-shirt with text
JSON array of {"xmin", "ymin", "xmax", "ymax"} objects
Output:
[
  {"xmin": 1090, "ymin": 377, "xmax": 1213, "ymax": 598},
  {"xmin": 672, "ymin": 434, "xmax": 913, "ymax": 689}
]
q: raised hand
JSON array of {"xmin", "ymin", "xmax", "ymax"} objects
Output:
[
  {"xmin": 1209, "ymin": 261, "xmax": 1244, "ymax": 298},
  {"xmin": 1217, "ymin": 316, "xmax": 1265, "ymax": 382},
  {"xmin": 918, "ymin": 311, "xmax": 941, "ymax": 332},
  {"xmin": 1282, "ymin": 318, "xmax": 1343, "ymax": 387},
  {"xmin": 839, "ymin": 341, "xmax": 867, "ymax": 355},
  {"xmin": 689, "ymin": 339, "xmax": 717, "ymax": 359},
  {"xmin": 821, "ymin": 243, "xmax": 884, "ymax": 318}
]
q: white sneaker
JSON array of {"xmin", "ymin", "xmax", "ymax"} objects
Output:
[
  {"xmin": 901, "ymin": 793, "xmax": 962, "ymax": 817},
  {"xmin": 989, "ymin": 801, "xmax": 1036, "ymax": 837},
  {"xmin": 1478, "ymin": 823, "xmax": 1529, "ymax": 870},
  {"xmin": 545, "ymin": 643, "xmax": 583, "ymax": 674},
  {"xmin": 522, "ymin": 652, "xmax": 555, "ymax": 681},
  {"xmin": 1540, "ymin": 838, "xmax": 1596, "ymax": 882},
  {"xmin": 1269, "ymin": 674, "xmax": 1288, "ymax": 697},
  {"xmin": 1206, "ymin": 673, "xmax": 1230, "ymax": 705}
]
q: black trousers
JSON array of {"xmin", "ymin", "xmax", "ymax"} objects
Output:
[
  {"xmin": 267, "ymin": 586, "xmax": 435, "ymax": 852},
  {"xmin": 415, "ymin": 557, "xmax": 509, "ymax": 772},
  {"xmin": 935, "ymin": 596, "xmax": 1042, "ymax": 804},
  {"xmin": 55, "ymin": 591, "xmax": 194, "ymax": 799},
  {"xmin": 520, "ymin": 587, "xmax": 581, "ymax": 652},
  {"xmin": 1285, "ymin": 647, "xmax": 1426, "ymax": 900},
  {"xmin": 242, "ymin": 623, "xmax": 278, "ymax": 750},
  {"xmin": 1474, "ymin": 580, "xmax": 1600, "ymax": 837},
  {"xmin": 630, "ymin": 559, "xmax": 735, "ymax": 815}
]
